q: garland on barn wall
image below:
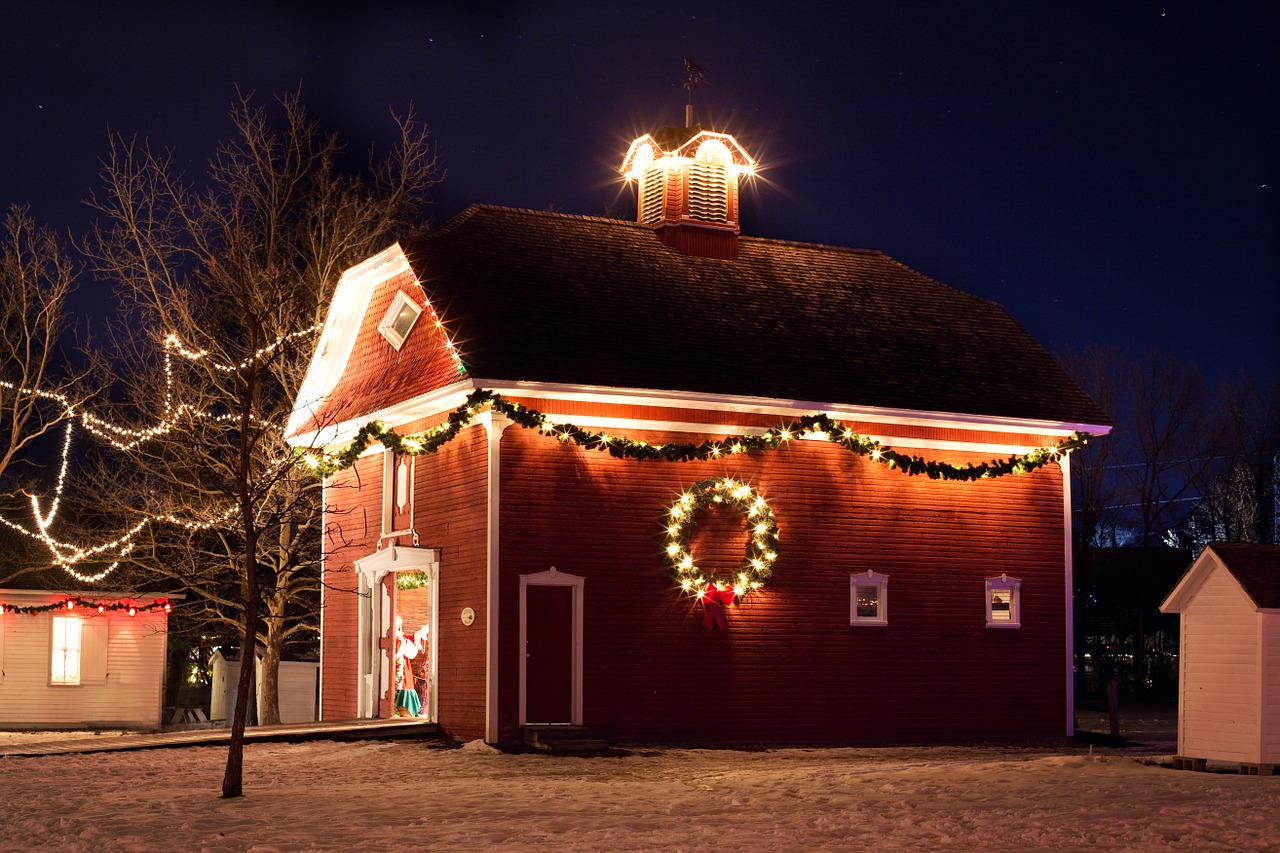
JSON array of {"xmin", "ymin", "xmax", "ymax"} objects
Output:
[
  {"xmin": 0, "ymin": 596, "xmax": 172, "ymax": 616},
  {"xmin": 298, "ymin": 389, "xmax": 1088, "ymax": 480}
]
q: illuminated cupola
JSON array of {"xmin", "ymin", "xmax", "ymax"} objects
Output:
[{"xmin": 621, "ymin": 126, "xmax": 756, "ymax": 260}]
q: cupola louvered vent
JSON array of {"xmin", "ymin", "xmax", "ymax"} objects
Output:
[
  {"xmin": 688, "ymin": 162, "xmax": 729, "ymax": 222},
  {"xmin": 640, "ymin": 165, "xmax": 666, "ymax": 225}
]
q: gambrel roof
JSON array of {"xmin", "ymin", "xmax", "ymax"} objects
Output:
[{"xmin": 288, "ymin": 205, "xmax": 1109, "ymax": 442}]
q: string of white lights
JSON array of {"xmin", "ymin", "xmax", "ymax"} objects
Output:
[{"xmin": 0, "ymin": 325, "xmax": 319, "ymax": 582}]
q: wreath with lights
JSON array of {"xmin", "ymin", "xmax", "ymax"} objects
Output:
[{"xmin": 664, "ymin": 477, "xmax": 779, "ymax": 598}]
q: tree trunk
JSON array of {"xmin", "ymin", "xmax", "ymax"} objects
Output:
[
  {"xmin": 259, "ymin": 624, "xmax": 284, "ymax": 726},
  {"xmin": 223, "ymin": 460, "xmax": 261, "ymax": 799}
]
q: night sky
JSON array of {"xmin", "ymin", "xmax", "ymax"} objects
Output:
[{"xmin": 4, "ymin": 2, "xmax": 1276, "ymax": 384}]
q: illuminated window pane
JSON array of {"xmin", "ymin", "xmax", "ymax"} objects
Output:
[
  {"xmin": 850, "ymin": 571, "xmax": 888, "ymax": 625},
  {"xmin": 856, "ymin": 586, "xmax": 879, "ymax": 619},
  {"xmin": 51, "ymin": 616, "xmax": 82, "ymax": 684}
]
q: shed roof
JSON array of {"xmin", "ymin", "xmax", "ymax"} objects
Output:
[{"xmin": 1160, "ymin": 542, "xmax": 1280, "ymax": 612}]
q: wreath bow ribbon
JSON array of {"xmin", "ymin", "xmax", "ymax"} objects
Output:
[{"xmin": 701, "ymin": 586, "xmax": 736, "ymax": 630}]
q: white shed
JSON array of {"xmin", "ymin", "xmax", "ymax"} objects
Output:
[
  {"xmin": 0, "ymin": 589, "xmax": 171, "ymax": 729},
  {"xmin": 1159, "ymin": 542, "xmax": 1280, "ymax": 771},
  {"xmin": 210, "ymin": 647, "xmax": 318, "ymax": 725}
]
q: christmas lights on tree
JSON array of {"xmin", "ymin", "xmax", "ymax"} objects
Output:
[{"xmin": 0, "ymin": 327, "xmax": 319, "ymax": 583}]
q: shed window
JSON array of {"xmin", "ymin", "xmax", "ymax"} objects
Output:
[
  {"xmin": 850, "ymin": 570, "xmax": 889, "ymax": 626},
  {"xmin": 985, "ymin": 575, "xmax": 1021, "ymax": 628},
  {"xmin": 51, "ymin": 615, "xmax": 82, "ymax": 684},
  {"xmin": 377, "ymin": 291, "xmax": 422, "ymax": 350}
]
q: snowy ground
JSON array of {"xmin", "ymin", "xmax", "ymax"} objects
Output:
[{"xmin": 2, "ymin": 734, "xmax": 1277, "ymax": 851}]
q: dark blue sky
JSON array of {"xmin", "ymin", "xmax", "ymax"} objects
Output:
[{"xmin": 4, "ymin": 2, "xmax": 1276, "ymax": 383}]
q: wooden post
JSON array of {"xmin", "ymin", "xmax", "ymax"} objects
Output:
[{"xmin": 1107, "ymin": 677, "xmax": 1121, "ymax": 738}]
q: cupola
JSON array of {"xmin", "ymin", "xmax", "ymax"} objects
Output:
[{"xmin": 621, "ymin": 127, "xmax": 756, "ymax": 260}]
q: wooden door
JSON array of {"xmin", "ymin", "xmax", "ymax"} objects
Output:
[
  {"xmin": 377, "ymin": 574, "xmax": 398, "ymax": 717},
  {"xmin": 525, "ymin": 584, "xmax": 574, "ymax": 724}
]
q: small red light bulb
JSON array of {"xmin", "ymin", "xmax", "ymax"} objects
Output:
[{"xmin": 128, "ymin": 607, "xmax": 137, "ymax": 616}]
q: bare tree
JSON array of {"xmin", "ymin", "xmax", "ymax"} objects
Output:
[
  {"xmin": 0, "ymin": 206, "xmax": 101, "ymax": 584},
  {"xmin": 80, "ymin": 92, "xmax": 440, "ymax": 798},
  {"xmin": 1180, "ymin": 376, "xmax": 1280, "ymax": 548}
]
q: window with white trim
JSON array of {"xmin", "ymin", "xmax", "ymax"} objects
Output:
[
  {"xmin": 51, "ymin": 615, "xmax": 82, "ymax": 684},
  {"xmin": 377, "ymin": 291, "xmax": 422, "ymax": 350},
  {"xmin": 849, "ymin": 570, "xmax": 889, "ymax": 626},
  {"xmin": 985, "ymin": 574, "xmax": 1021, "ymax": 628}
]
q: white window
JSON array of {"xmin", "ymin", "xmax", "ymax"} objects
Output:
[
  {"xmin": 985, "ymin": 575, "xmax": 1021, "ymax": 628},
  {"xmin": 849, "ymin": 570, "xmax": 889, "ymax": 626},
  {"xmin": 377, "ymin": 291, "xmax": 422, "ymax": 350},
  {"xmin": 51, "ymin": 615, "xmax": 82, "ymax": 684}
]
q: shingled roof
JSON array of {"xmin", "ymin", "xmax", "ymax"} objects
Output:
[
  {"xmin": 396, "ymin": 205, "xmax": 1108, "ymax": 426},
  {"xmin": 1205, "ymin": 543, "xmax": 1280, "ymax": 609}
]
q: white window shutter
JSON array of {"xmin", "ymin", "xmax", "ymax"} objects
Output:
[{"xmin": 81, "ymin": 618, "xmax": 109, "ymax": 684}]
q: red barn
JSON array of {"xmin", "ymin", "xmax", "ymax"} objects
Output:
[{"xmin": 287, "ymin": 127, "xmax": 1110, "ymax": 747}]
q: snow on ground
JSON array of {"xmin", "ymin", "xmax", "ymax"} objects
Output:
[{"xmin": 2, "ymin": 737, "xmax": 1277, "ymax": 852}]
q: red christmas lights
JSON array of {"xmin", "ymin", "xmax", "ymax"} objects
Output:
[{"xmin": 0, "ymin": 596, "xmax": 172, "ymax": 617}]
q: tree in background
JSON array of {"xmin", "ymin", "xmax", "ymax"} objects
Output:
[
  {"xmin": 77, "ymin": 92, "xmax": 440, "ymax": 798},
  {"xmin": 0, "ymin": 205, "xmax": 97, "ymax": 581},
  {"xmin": 1063, "ymin": 346, "xmax": 1277, "ymax": 699}
]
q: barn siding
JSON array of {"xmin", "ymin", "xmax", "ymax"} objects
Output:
[
  {"xmin": 320, "ymin": 424, "xmax": 490, "ymax": 740},
  {"xmin": 1178, "ymin": 566, "xmax": 1260, "ymax": 763},
  {"xmin": 495, "ymin": 417, "xmax": 1067, "ymax": 744},
  {"xmin": 0, "ymin": 606, "xmax": 167, "ymax": 728}
]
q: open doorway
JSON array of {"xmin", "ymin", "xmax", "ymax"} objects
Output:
[
  {"xmin": 393, "ymin": 570, "xmax": 433, "ymax": 719},
  {"xmin": 354, "ymin": 545, "xmax": 440, "ymax": 722}
]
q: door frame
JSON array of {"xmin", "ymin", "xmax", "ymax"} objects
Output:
[
  {"xmin": 354, "ymin": 543, "xmax": 441, "ymax": 721},
  {"xmin": 519, "ymin": 567, "xmax": 584, "ymax": 726}
]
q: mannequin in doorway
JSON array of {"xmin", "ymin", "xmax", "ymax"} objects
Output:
[{"xmin": 394, "ymin": 616, "xmax": 423, "ymax": 717}]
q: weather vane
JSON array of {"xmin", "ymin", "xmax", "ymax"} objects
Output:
[{"xmin": 683, "ymin": 58, "xmax": 708, "ymax": 128}]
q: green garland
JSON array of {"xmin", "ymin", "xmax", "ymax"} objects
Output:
[
  {"xmin": 395, "ymin": 570, "xmax": 431, "ymax": 591},
  {"xmin": 297, "ymin": 389, "xmax": 1087, "ymax": 480},
  {"xmin": 0, "ymin": 596, "xmax": 172, "ymax": 616},
  {"xmin": 664, "ymin": 477, "xmax": 778, "ymax": 595}
]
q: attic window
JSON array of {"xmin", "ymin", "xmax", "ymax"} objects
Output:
[{"xmin": 378, "ymin": 291, "xmax": 422, "ymax": 351}]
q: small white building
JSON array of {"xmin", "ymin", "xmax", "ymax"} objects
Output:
[
  {"xmin": 1160, "ymin": 542, "xmax": 1280, "ymax": 770},
  {"xmin": 210, "ymin": 647, "xmax": 318, "ymax": 725},
  {"xmin": 0, "ymin": 589, "xmax": 171, "ymax": 729}
]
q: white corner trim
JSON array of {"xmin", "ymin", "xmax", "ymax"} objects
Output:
[
  {"xmin": 481, "ymin": 410, "xmax": 513, "ymax": 744},
  {"xmin": 1061, "ymin": 451, "xmax": 1075, "ymax": 737}
]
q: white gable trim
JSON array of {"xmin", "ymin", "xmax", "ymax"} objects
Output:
[{"xmin": 287, "ymin": 243, "xmax": 412, "ymax": 439}]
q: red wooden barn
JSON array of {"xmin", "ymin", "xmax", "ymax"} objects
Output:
[{"xmin": 286, "ymin": 127, "xmax": 1111, "ymax": 747}]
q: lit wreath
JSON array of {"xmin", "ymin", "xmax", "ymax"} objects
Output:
[{"xmin": 663, "ymin": 477, "xmax": 779, "ymax": 597}]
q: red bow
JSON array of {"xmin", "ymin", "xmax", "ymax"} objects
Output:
[{"xmin": 700, "ymin": 586, "xmax": 736, "ymax": 630}]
